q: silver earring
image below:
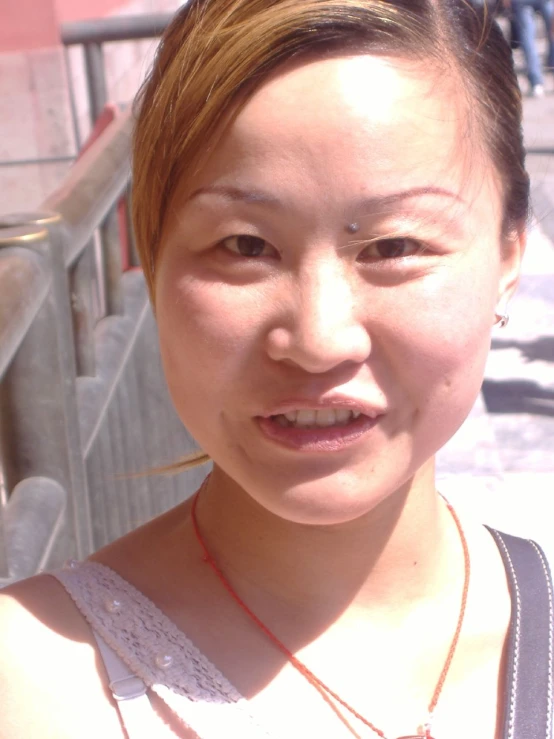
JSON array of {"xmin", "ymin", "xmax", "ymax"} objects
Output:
[{"xmin": 495, "ymin": 313, "xmax": 510, "ymax": 328}]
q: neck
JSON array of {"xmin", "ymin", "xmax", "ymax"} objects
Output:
[{"xmin": 194, "ymin": 463, "xmax": 460, "ymax": 627}]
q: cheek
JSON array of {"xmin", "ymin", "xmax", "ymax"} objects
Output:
[
  {"xmin": 155, "ymin": 273, "xmax": 270, "ymax": 405},
  {"xmin": 384, "ymin": 261, "xmax": 498, "ymax": 429}
]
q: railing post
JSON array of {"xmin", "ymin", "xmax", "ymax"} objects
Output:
[
  {"xmin": 61, "ymin": 13, "xmax": 173, "ymax": 144},
  {"xmin": 0, "ymin": 231, "xmax": 50, "ymax": 579},
  {"xmin": 0, "ymin": 227, "xmax": 74, "ymax": 574},
  {"xmin": 84, "ymin": 42, "xmax": 108, "ymax": 125},
  {"xmin": 0, "ymin": 215, "xmax": 94, "ymax": 560},
  {"xmin": 0, "ymin": 416, "xmax": 10, "ymax": 577},
  {"xmin": 125, "ymin": 183, "xmax": 141, "ymax": 269},
  {"xmin": 70, "ymin": 245, "xmax": 97, "ymax": 376},
  {"xmin": 101, "ymin": 205, "xmax": 124, "ymax": 315},
  {"xmin": 1, "ymin": 477, "xmax": 66, "ymax": 584}
]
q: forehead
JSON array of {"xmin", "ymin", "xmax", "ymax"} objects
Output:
[
  {"xmin": 181, "ymin": 55, "xmax": 502, "ymax": 224},
  {"xmin": 247, "ymin": 53, "xmax": 452, "ymax": 133}
]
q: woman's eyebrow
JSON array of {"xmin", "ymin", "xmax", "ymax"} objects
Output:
[
  {"xmin": 185, "ymin": 184, "xmax": 465, "ymax": 209},
  {"xmin": 357, "ymin": 186, "xmax": 466, "ymax": 210},
  {"xmin": 185, "ymin": 185, "xmax": 281, "ymax": 206}
]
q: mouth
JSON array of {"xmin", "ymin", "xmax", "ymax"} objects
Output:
[
  {"xmin": 257, "ymin": 407, "xmax": 381, "ymax": 452},
  {"xmin": 270, "ymin": 407, "xmax": 371, "ymax": 429}
]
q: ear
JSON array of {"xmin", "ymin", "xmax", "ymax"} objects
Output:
[{"xmin": 495, "ymin": 225, "xmax": 526, "ymax": 317}]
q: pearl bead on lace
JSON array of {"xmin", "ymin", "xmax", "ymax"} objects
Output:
[
  {"xmin": 155, "ymin": 653, "xmax": 174, "ymax": 669},
  {"xmin": 104, "ymin": 597, "xmax": 123, "ymax": 614},
  {"xmin": 64, "ymin": 559, "xmax": 80, "ymax": 570}
]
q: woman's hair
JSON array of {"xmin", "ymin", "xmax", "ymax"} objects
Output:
[{"xmin": 132, "ymin": 0, "xmax": 529, "ymax": 299}]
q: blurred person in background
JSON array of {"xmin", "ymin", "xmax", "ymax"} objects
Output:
[{"xmin": 504, "ymin": 0, "xmax": 554, "ymax": 96}]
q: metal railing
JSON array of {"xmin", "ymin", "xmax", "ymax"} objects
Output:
[
  {"xmin": 0, "ymin": 109, "xmax": 206, "ymax": 585},
  {"xmin": 61, "ymin": 12, "xmax": 174, "ymax": 126}
]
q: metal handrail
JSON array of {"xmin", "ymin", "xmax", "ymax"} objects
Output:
[
  {"xmin": 0, "ymin": 232, "xmax": 50, "ymax": 379},
  {"xmin": 43, "ymin": 109, "xmax": 133, "ymax": 269},
  {"xmin": 61, "ymin": 13, "xmax": 173, "ymax": 45},
  {"xmin": 0, "ymin": 115, "xmax": 137, "ymax": 570},
  {"xmin": 0, "ymin": 112, "xmax": 145, "ymax": 579},
  {"xmin": 60, "ymin": 12, "xmax": 175, "ymax": 125},
  {"xmin": 0, "ymin": 11, "xmax": 207, "ymax": 584},
  {"xmin": 0, "ymin": 249, "xmax": 50, "ymax": 379}
]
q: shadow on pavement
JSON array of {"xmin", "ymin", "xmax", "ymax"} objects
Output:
[
  {"xmin": 491, "ymin": 336, "xmax": 554, "ymax": 363},
  {"xmin": 482, "ymin": 378, "xmax": 554, "ymax": 417}
]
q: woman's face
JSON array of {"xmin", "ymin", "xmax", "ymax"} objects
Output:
[{"xmin": 156, "ymin": 55, "xmax": 521, "ymax": 524}]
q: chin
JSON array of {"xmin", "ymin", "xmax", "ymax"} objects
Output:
[
  {"xmin": 209, "ymin": 421, "xmax": 439, "ymax": 525},
  {"xmin": 235, "ymin": 463, "xmax": 415, "ymax": 527}
]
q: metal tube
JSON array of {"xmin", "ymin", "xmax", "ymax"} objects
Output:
[
  {"xmin": 42, "ymin": 110, "xmax": 133, "ymax": 267},
  {"xmin": 0, "ymin": 71, "xmax": 204, "ymax": 576},
  {"xmin": 70, "ymin": 246, "xmax": 96, "ymax": 377},
  {"xmin": 124, "ymin": 184, "xmax": 141, "ymax": 269},
  {"xmin": 63, "ymin": 45, "xmax": 83, "ymax": 151},
  {"xmin": 0, "ymin": 230, "xmax": 47, "ymax": 579},
  {"xmin": 2, "ymin": 477, "xmax": 66, "ymax": 582},
  {"xmin": 0, "ymin": 156, "xmax": 75, "ymax": 167},
  {"xmin": 0, "ymin": 428, "xmax": 7, "ymax": 575},
  {"xmin": 0, "ymin": 213, "xmax": 94, "ymax": 560},
  {"xmin": 92, "ymin": 230, "xmax": 107, "ymax": 321},
  {"xmin": 0, "ymin": 229, "xmax": 79, "ymax": 573},
  {"xmin": 0, "ymin": 236, "xmax": 50, "ymax": 377},
  {"xmin": 121, "ymin": 354, "xmax": 152, "ymax": 527},
  {"xmin": 0, "ymin": 434, "xmax": 9, "ymax": 577},
  {"xmin": 110, "ymin": 391, "xmax": 131, "ymax": 534},
  {"xmin": 100, "ymin": 206, "xmax": 124, "ymax": 315},
  {"xmin": 84, "ymin": 42, "xmax": 108, "ymax": 125},
  {"xmin": 61, "ymin": 13, "xmax": 173, "ymax": 45}
]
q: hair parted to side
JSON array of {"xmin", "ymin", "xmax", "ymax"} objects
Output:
[{"xmin": 132, "ymin": 0, "xmax": 529, "ymax": 303}]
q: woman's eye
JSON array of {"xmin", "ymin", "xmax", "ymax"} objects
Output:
[
  {"xmin": 221, "ymin": 234, "xmax": 275, "ymax": 258},
  {"xmin": 359, "ymin": 237, "xmax": 423, "ymax": 261}
]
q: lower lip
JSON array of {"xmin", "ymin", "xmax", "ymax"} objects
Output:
[{"xmin": 256, "ymin": 414, "xmax": 381, "ymax": 452}]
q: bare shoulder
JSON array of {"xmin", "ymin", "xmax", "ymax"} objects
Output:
[{"xmin": 0, "ymin": 574, "xmax": 123, "ymax": 739}]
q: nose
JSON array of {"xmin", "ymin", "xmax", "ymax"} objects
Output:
[{"xmin": 265, "ymin": 259, "xmax": 371, "ymax": 373}]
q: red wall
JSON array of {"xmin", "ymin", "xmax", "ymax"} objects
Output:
[
  {"xmin": 55, "ymin": 0, "xmax": 127, "ymax": 23},
  {"xmin": 0, "ymin": 0, "xmax": 59, "ymax": 51},
  {"xmin": 0, "ymin": 0, "xmax": 127, "ymax": 53}
]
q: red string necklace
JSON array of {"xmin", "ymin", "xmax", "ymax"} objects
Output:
[{"xmin": 191, "ymin": 487, "xmax": 470, "ymax": 739}]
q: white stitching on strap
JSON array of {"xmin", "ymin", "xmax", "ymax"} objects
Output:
[
  {"xmin": 492, "ymin": 531, "xmax": 521, "ymax": 739},
  {"xmin": 529, "ymin": 541, "xmax": 554, "ymax": 739}
]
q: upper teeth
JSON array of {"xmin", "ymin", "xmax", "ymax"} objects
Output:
[{"xmin": 278, "ymin": 408, "xmax": 364, "ymax": 428}]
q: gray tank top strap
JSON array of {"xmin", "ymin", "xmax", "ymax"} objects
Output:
[{"xmin": 487, "ymin": 528, "xmax": 554, "ymax": 739}]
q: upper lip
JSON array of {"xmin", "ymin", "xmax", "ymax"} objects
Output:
[{"xmin": 261, "ymin": 395, "xmax": 386, "ymax": 419}]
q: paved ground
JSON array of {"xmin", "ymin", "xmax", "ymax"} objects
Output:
[{"xmin": 438, "ymin": 53, "xmax": 554, "ymax": 542}]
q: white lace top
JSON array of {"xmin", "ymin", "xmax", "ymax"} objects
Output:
[{"xmin": 52, "ymin": 561, "xmax": 272, "ymax": 739}]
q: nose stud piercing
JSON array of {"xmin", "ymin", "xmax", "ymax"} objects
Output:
[
  {"xmin": 495, "ymin": 313, "xmax": 510, "ymax": 328},
  {"xmin": 346, "ymin": 222, "xmax": 360, "ymax": 234}
]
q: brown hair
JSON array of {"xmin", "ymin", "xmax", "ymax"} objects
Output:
[{"xmin": 132, "ymin": 0, "xmax": 529, "ymax": 300}]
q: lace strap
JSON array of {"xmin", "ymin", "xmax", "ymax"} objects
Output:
[
  {"xmin": 93, "ymin": 629, "xmax": 156, "ymax": 739},
  {"xmin": 51, "ymin": 562, "xmax": 272, "ymax": 738}
]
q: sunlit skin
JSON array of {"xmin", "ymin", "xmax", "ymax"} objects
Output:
[
  {"xmin": 157, "ymin": 54, "xmax": 521, "ymax": 529},
  {"xmin": 146, "ymin": 56, "xmax": 524, "ymax": 736},
  {"xmin": 0, "ymin": 54, "xmax": 526, "ymax": 739}
]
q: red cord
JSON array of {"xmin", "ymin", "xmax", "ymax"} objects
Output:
[{"xmin": 191, "ymin": 486, "xmax": 469, "ymax": 739}]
